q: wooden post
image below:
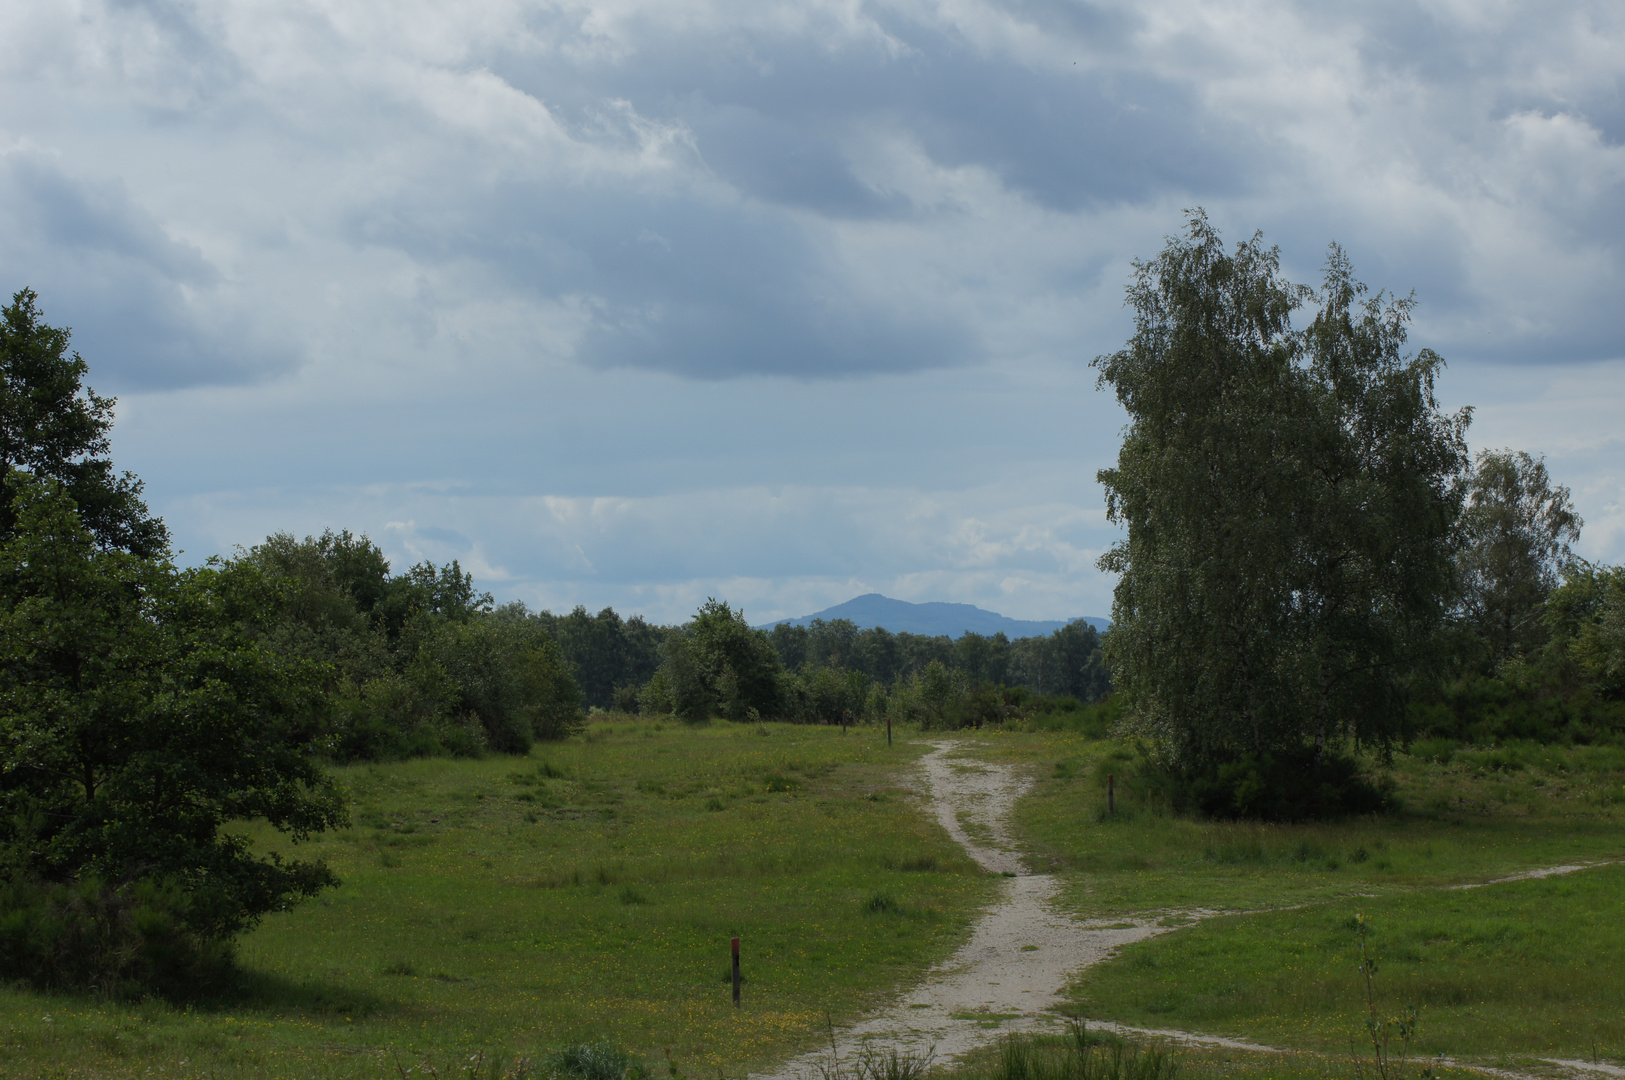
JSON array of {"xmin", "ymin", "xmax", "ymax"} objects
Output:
[
  {"xmin": 731, "ymin": 937, "xmax": 741, "ymax": 1007},
  {"xmin": 886, "ymin": 714, "xmax": 892, "ymax": 747},
  {"xmin": 1108, "ymin": 773, "xmax": 1115, "ymax": 816},
  {"xmin": 841, "ymin": 709, "xmax": 848, "ymax": 735}
]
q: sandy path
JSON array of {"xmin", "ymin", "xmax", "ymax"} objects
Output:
[
  {"xmin": 748, "ymin": 742, "xmax": 1620, "ymax": 1080},
  {"xmin": 752, "ymin": 742, "xmax": 1175, "ymax": 1080}
]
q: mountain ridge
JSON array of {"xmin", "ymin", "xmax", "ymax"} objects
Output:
[{"xmin": 758, "ymin": 593, "xmax": 1110, "ymax": 640}]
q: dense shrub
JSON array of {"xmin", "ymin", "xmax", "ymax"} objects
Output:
[
  {"xmin": 1408, "ymin": 674, "xmax": 1625, "ymax": 746},
  {"xmin": 1140, "ymin": 744, "xmax": 1389, "ymax": 822},
  {"xmin": 544, "ymin": 1041, "xmax": 643, "ymax": 1080},
  {"xmin": 647, "ymin": 600, "xmax": 784, "ymax": 723},
  {"xmin": 0, "ymin": 874, "xmax": 235, "ymax": 998},
  {"xmin": 1008, "ymin": 692, "xmax": 1122, "ymax": 737}
]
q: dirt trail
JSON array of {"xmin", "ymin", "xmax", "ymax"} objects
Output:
[
  {"xmin": 753, "ymin": 743, "xmax": 1177, "ymax": 1080},
  {"xmin": 750, "ymin": 741, "xmax": 1616, "ymax": 1080}
]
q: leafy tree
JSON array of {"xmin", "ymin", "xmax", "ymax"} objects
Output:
[
  {"xmin": 857, "ymin": 625, "xmax": 902, "ymax": 685},
  {"xmin": 792, "ymin": 664, "xmax": 869, "ymax": 726},
  {"xmin": 953, "ymin": 631, "xmax": 1010, "ymax": 686},
  {"xmin": 1545, "ymin": 562, "xmax": 1625, "ymax": 699},
  {"xmin": 0, "ymin": 289, "xmax": 166, "ymax": 557},
  {"xmin": 767, "ymin": 623, "xmax": 810, "ymax": 672},
  {"xmin": 1094, "ymin": 213, "xmax": 1470, "ymax": 784},
  {"xmin": 0, "ymin": 472, "xmax": 344, "ymax": 984},
  {"xmin": 417, "ymin": 616, "xmax": 582, "ymax": 752},
  {"xmin": 1459, "ymin": 449, "xmax": 1582, "ymax": 666},
  {"xmin": 535, "ymin": 605, "xmax": 667, "ymax": 709},
  {"xmin": 652, "ymin": 600, "xmax": 783, "ymax": 721},
  {"xmin": 1006, "ymin": 621, "xmax": 1110, "ymax": 702}
]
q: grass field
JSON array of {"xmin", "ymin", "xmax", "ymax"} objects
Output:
[
  {"xmin": 4, "ymin": 718, "xmax": 1623, "ymax": 1080},
  {"xmin": 984, "ymin": 728, "xmax": 1625, "ymax": 914},
  {"xmin": 1072, "ymin": 863, "xmax": 1625, "ymax": 1065},
  {"xmin": 965, "ymin": 726, "xmax": 1625, "ymax": 1074},
  {"xmin": 0, "ymin": 718, "xmax": 992, "ymax": 1079}
]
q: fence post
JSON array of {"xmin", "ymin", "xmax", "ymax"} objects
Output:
[
  {"xmin": 1108, "ymin": 773, "xmax": 1115, "ymax": 816},
  {"xmin": 731, "ymin": 937, "xmax": 741, "ymax": 1007},
  {"xmin": 886, "ymin": 714, "xmax": 892, "ymax": 747}
]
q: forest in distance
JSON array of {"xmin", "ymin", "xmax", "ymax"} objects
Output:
[{"xmin": 230, "ymin": 534, "xmax": 1117, "ymax": 760}]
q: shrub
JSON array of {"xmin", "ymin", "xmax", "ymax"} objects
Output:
[
  {"xmin": 1140, "ymin": 744, "xmax": 1389, "ymax": 821},
  {"xmin": 0, "ymin": 874, "xmax": 235, "ymax": 999},
  {"xmin": 543, "ymin": 1041, "xmax": 643, "ymax": 1080}
]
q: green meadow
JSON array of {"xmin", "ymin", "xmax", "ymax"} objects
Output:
[
  {"xmin": 0, "ymin": 719, "xmax": 991, "ymax": 1079},
  {"xmin": 984, "ymin": 728, "xmax": 1625, "ymax": 914},
  {"xmin": 976, "ymin": 726, "xmax": 1625, "ymax": 1073},
  {"xmin": 4, "ymin": 718, "xmax": 1624, "ymax": 1079}
]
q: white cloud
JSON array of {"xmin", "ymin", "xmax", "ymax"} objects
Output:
[{"xmin": 3, "ymin": 0, "xmax": 1622, "ymax": 622}]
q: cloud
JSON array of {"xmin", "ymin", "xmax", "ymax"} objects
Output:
[
  {"xmin": 11, "ymin": 0, "xmax": 1621, "ymax": 384},
  {"xmin": 4, "ymin": 0, "xmax": 1624, "ymax": 618},
  {"xmin": 0, "ymin": 147, "xmax": 297, "ymax": 388}
]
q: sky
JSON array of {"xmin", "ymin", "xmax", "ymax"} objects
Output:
[{"xmin": 2, "ymin": 0, "xmax": 1621, "ymax": 626}]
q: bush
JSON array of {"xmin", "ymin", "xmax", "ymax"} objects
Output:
[
  {"xmin": 1408, "ymin": 672, "xmax": 1625, "ymax": 746},
  {"xmin": 1141, "ymin": 744, "xmax": 1390, "ymax": 821},
  {"xmin": 0, "ymin": 874, "xmax": 235, "ymax": 999},
  {"xmin": 418, "ymin": 619, "xmax": 584, "ymax": 752},
  {"xmin": 543, "ymin": 1042, "xmax": 643, "ymax": 1080},
  {"xmin": 611, "ymin": 684, "xmax": 642, "ymax": 714}
]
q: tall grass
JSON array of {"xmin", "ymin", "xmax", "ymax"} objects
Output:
[{"xmin": 961, "ymin": 1024, "xmax": 1180, "ymax": 1080}]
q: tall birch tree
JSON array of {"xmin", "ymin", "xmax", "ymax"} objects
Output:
[{"xmin": 1094, "ymin": 213, "xmax": 1470, "ymax": 770}]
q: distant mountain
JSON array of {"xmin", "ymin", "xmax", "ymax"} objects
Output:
[{"xmin": 758, "ymin": 593, "xmax": 1110, "ymax": 640}]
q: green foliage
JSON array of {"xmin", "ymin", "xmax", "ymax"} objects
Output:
[
  {"xmin": 329, "ymin": 652, "xmax": 475, "ymax": 761},
  {"xmin": 1407, "ymin": 672, "xmax": 1625, "ymax": 746},
  {"xmin": 783, "ymin": 664, "xmax": 871, "ymax": 726},
  {"xmin": 1137, "ymin": 744, "xmax": 1389, "ymax": 822},
  {"xmin": 1006, "ymin": 622, "xmax": 1112, "ymax": 703},
  {"xmin": 0, "ymin": 874, "xmax": 235, "ymax": 998},
  {"xmin": 1094, "ymin": 212, "xmax": 1469, "ymax": 784},
  {"xmin": 234, "ymin": 534, "xmax": 586, "ymax": 760},
  {"xmin": 0, "ymin": 472, "xmax": 345, "ymax": 990},
  {"xmin": 766, "ymin": 618, "xmax": 1110, "ymax": 704},
  {"xmin": 1007, "ymin": 692, "xmax": 1121, "ymax": 737},
  {"xmin": 1547, "ymin": 560, "xmax": 1625, "ymax": 698},
  {"xmin": 0, "ymin": 288, "xmax": 167, "ymax": 558},
  {"xmin": 543, "ymin": 1041, "xmax": 643, "ymax": 1080},
  {"xmin": 652, "ymin": 599, "xmax": 785, "ymax": 722},
  {"xmin": 1403, "ymin": 557, "xmax": 1625, "ymax": 748},
  {"xmin": 528, "ymin": 606, "xmax": 670, "ymax": 710},
  {"xmin": 1457, "ymin": 450, "xmax": 1581, "ymax": 667},
  {"xmin": 420, "ymin": 618, "xmax": 583, "ymax": 752}
]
